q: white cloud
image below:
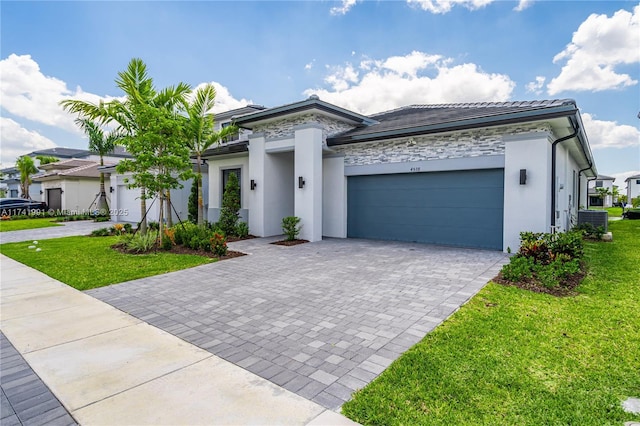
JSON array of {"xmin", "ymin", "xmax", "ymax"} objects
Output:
[
  {"xmin": 582, "ymin": 112, "xmax": 640, "ymax": 150},
  {"xmin": 190, "ymin": 82, "xmax": 253, "ymax": 114},
  {"xmin": 0, "ymin": 54, "xmax": 122, "ymax": 134},
  {"xmin": 303, "ymin": 51, "xmax": 515, "ymax": 114},
  {"xmin": 330, "ymin": 0, "xmax": 358, "ymax": 15},
  {"xmin": 0, "ymin": 117, "xmax": 56, "ymax": 166},
  {"xmin": 514, "ymin": 0, "xmax": 533, "ymax": 12},
  {"xmin": 548, "ymin": 5, "xmax": 640, "ymax": 95},
  {"xmin": 525, "ymin": 76, "xmax": 546, "ymax": 95},
  {"xmin": 407, "ymin": 0, "xmax": 494, "ymax": 14},
  {"xmin": 305, "ymin": 60, "xmax": 315, "ymax": 70}
]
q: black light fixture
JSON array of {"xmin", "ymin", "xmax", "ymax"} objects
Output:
[
  {"xmin": 110, "ymin": 186, "xmax": 114, "ymax": 193},
  {"xmin": 519, "ymin": 169, "xmax": 527, "ymax": 185},
  {"xmin": 39, "ymin": 190, "xmax": 43, "ymax": 195},
  {"xmin": 298, "ymin": 176, "xmax": 305, "ymax": 189},
  {"xmin": 250, "ymin": 179, "xmax": 257, "ymax": 190}
]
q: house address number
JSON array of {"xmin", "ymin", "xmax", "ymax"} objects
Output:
[{"xmin": 410, "ymin": 167, "xmax": 421, "ymax": 172}]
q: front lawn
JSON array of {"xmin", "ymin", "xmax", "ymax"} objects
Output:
[
  {"xmin": 343, "ymin": 220, "xmax": 640, "ymax": 425},
  {"xmin": 0, "ymin": 217, "xmax": 62, "ymax": 232},
  {"xmin": 589, "ymin": 206, "xmax": 623, "ymax": 217},
  {"xmin": 0, "ymin": 236, "xmax": 214, "ymax": 290}
]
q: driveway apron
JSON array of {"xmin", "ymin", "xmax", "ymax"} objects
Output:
[{"xmin": 87, "ymin": 237, "xmax": 508, "ymax": 410}]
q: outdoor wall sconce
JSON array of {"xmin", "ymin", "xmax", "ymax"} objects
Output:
[
  {"xmin": 298, "ymin": 176, "xmax": 306, "ymax": 189},
  {"xmin": 110, "ymin": 186, "xmax": 114, "ymax": 193},
  {"xmin": 39, "ymin": 190, "xmax": 43, "ymax": 195},
  {"xmin": 250, "ymin": 179, "xmax": 257, "ymax": 190},
  {"xmin": 520, "ymin": 169, "xmax": 527, "ymax": 185}
]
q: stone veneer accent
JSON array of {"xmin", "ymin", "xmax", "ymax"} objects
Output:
[
  {"xmin": 253, "ymin": 114, "xmax": 356, "ymax": 141},
  {"xmin": 334, "ymin": 123, "xmax": 553, "ymax": 166}
]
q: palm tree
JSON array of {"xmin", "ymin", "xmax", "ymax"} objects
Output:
[
  {"xmin": 74, "ymin": 118, "xmax": 120, "ymax": 214},
  {"xmin": 183, "ymin": 84, "xmax": 239, "ymax": 225},
  {"xmin": 35, "ymin": 155, "xmax": 59, "ymax": 165},
  {"xmin": 16, "ymin": 156, "xmax": 38, "ymax": 199},
  {"xmin": 61, "ymin": 58, "xmax": 190, "ymax": 234}
]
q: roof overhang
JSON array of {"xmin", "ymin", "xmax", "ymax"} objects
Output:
[{"xmin": 233, "ymin": 96, "xmax": 377, "ymax": 129}]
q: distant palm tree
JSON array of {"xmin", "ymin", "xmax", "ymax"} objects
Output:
[
  {"xmin": 183, "ymin": 84, "xmax": 238, "ymax": 225},
  {"xmin": 16, "ymin": 156, "xmax": 38, "ymax": 199},
  {"xmin": 74, "ymin": 118, "xmax": 120, "ymax": 214},
  {"xmin": 35, "ymin": 155, "xmax": 59, "ymax": 165}
]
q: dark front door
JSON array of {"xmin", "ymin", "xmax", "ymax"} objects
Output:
[{"xmin": 47, "ymin": 188, "xmax": 62, "ymax": 212}]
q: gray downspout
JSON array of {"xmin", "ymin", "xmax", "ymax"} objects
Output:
[
  {"xmin": 577, "ymin": 162, "xmax": 595, "ymax": 209},
  {"xmin": 551, "ymin": 121, "xmax": 579, "ymax": 230}
]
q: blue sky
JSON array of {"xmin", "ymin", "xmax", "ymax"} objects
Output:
[{"xmin": 1, "ymin": 0, "xmax": 639, "ymax": 187}]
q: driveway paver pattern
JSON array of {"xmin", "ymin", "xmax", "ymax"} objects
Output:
[
  {"xmin": 0, "ymin": 332, "xmax": 77, "ymax": 426},
  {"xmin": 87, "ymin": 237, "xmax": 507, "ymax": 410}
]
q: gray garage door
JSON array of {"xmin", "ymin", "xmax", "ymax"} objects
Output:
[{"xmin": 347, "ymin": 169, "xmax": 504, "ymax": 250}]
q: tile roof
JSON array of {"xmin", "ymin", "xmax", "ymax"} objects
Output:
[
  {"xmin": 34, "ymin": 161, "xmax": 113, "ymax": 180},
  {"xmin": 328, "ymin": 99, "xmax": 578, "ymax": 144}
]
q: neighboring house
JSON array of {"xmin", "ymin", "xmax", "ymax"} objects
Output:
[
  {"xmin": 587, "ymin": 175, "xmax": 615, "ymax": 207},
  {"xmin": 105, "ymin": 163, "xmax": 208, "ymax": 225},
  {"xmin": 625, "ymin": 174, "xmax": 640, "ymax": 204},
  {"xmin": 32, "ymin": 159, "xmax": 113, "ymax": 213},
  {"xmin": 203, "ymin": 96, "xmax": 597, "ymax": 252},
  {"xmin": 1, "ymin": 147, "xmax": 131, "ymax": 202},
  {"xmin": 0, "ymin": 167, "xmax": 21, "ymax": 198}
]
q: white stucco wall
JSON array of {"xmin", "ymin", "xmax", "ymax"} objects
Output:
[
  {"xmin": 263, "ymin": 151, "xmax": 295, "ymax": 236},
  {"xmin": 109, "ymin": 172, "xmax": 196, "ymax": 225},
  {"xmin": 555, "ymin": 142, "xmax": 582, "ymax": 232},
  {"xmin": 294, "ymin": 125, "xmax": 323, "ymax": 242},
  {"xmin": 322, "ymin": 156, "xmax": 347, "ymax": 238},
  {"xmin": 206, "ymin": 155, "xmax": 250, "ymax": 224},
  {"xmin": 503, "ymin": 132, "xmax": 552, "ymax": 252},
  {"xmin": 627, "ymin": 177, "xmax": 640, "ymax": 202}
]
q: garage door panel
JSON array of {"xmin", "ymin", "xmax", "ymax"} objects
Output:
[{"xmin": 347, "ymin": 169, "xmax": 504, "ymax": 250}]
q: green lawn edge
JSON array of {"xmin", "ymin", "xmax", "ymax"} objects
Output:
[
  {"xmin": 0, "ymin": 217, "xmax": 63, "ymax": 232},
  {"xmin": 0, "ymin": 235, "xmax": 214, "ymax": 290},
  {"xmin": 342, "ymin": 220, "xmax": 640, "ymax": 425}
]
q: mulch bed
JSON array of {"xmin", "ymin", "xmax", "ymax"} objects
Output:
[
  {"xmin": 226, "ymin": 235, "xmax": 258, "ymax": 243},
  {"xmin": 270, "ymin": 239, "xmax": 309, "ymax": 246},
  {"xmin": 492, "ymin": 263, "xmax": 587, "ymax": 297},
  {"xmin": 111, "ymin": 243, "xmax": 246, "ymax": 260}
]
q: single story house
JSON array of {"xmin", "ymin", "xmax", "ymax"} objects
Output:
[
  {"xmin": 625, "ymin": 174, "xmax": 640, "ymax": 204},
  {"xmin": 203, "ymin": 96, "xmax": 597, "ymax": 252},
  {"xmin": 32, "ymin": 159, "xmax": 112, "ymax": 213},
  {"xmin": 587, "ymin": 175, "xmax": 616, "ymax": 207}
]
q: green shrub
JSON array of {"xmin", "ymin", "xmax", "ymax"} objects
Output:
[
  {"xmin": 124, "ymin": 232, "xmax": 157, "ymax": 253},
  {"xmin": 632, "ymin": 197, "xmax": 640, "ymax": 208},
  {"xmin": 123, "ymin": 223, "xmax": 133, "ymax": 234},
  {"xmin": 219, "ymin": 172, "xmax": 241, "ymax": 236},
  {"xmin": 210, "ymin": 232, "xmax": 227, "ymax": 256},
  {"xmin": 148, "ymin": 221, "xmax": 160, "ymax": 231},
  {"xmin": 188, "ymin": 177, "xmax": 199, "ymax": 224},
  {"xmin": 236, "ymin": 222, "xmax": 249, "ymax": 238},
  {"xmin": 90, "ymin": 227, "xmax": 110, "ymax": 237},
  {"xmin": 94, "ymin": 215, "xmax": 111, "ymax": 222},
  {"xmin": 549, "ymin": 230, "xmax": 583, "ymax": 259},
  {"xmin": 575, "ymin": 222, "xmax": 605, "ymax": 239},
  {"xmin": 173, "ymin": 222, "xmax": 199, "ymax": 245},
  {"xmin": 533, "ymin": 257, "xmax": 580, "ymax": 289},
  {"xmin": 501, "ymin": 256, "xmax": 534, "ymax": 282},
  {"xmin": 282, "ymin": 216, "xmax": 301, "ymax": 241}
]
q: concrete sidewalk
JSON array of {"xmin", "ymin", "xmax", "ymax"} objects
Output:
[{"xmin": 0, "ymin": 255, "xmax": 359, "ymax": 425}]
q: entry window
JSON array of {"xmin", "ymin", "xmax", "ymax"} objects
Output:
[
  {"xmin": 636, "ymin": 179, "xmax": 640, "ymax": 185},
  {"xmin": 595, "ymin": 180, "xmax": 603, "ymax": 187},
  {"xmin": 221, "ymin": 168, "xmax": 241, "ymax": 206}
]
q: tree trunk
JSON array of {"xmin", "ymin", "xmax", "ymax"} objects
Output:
[
  {"xmin": 197, "ymin": 155, "xmax": 204, "ymax": 226},
  {"xmin": 139, "ymin": 187, "xmax": 148, "ymax": 234},
  {"xmin": 165, "ymin": 189, "xmax": 173, "ymax": 227},
  {"xmin": 158, "ymin": 190, "xmax": 164, "ymax": 248},
  {"xmin": 97, "ymin": 156, "xmax": 109, "ymax": 214}
]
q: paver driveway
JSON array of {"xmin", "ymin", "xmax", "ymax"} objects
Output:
[{"xmin": 87, "ymin": 237, "xmax": 507, "ymax": 410}]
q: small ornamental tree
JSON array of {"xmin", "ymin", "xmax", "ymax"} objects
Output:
[
  {"xmin": 218, "ymin": 172, "xmax": 240, "ymax": 236},
  {"xmin": 188, "ymin": 177, "xmax": 199, "ymax": 224}
]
